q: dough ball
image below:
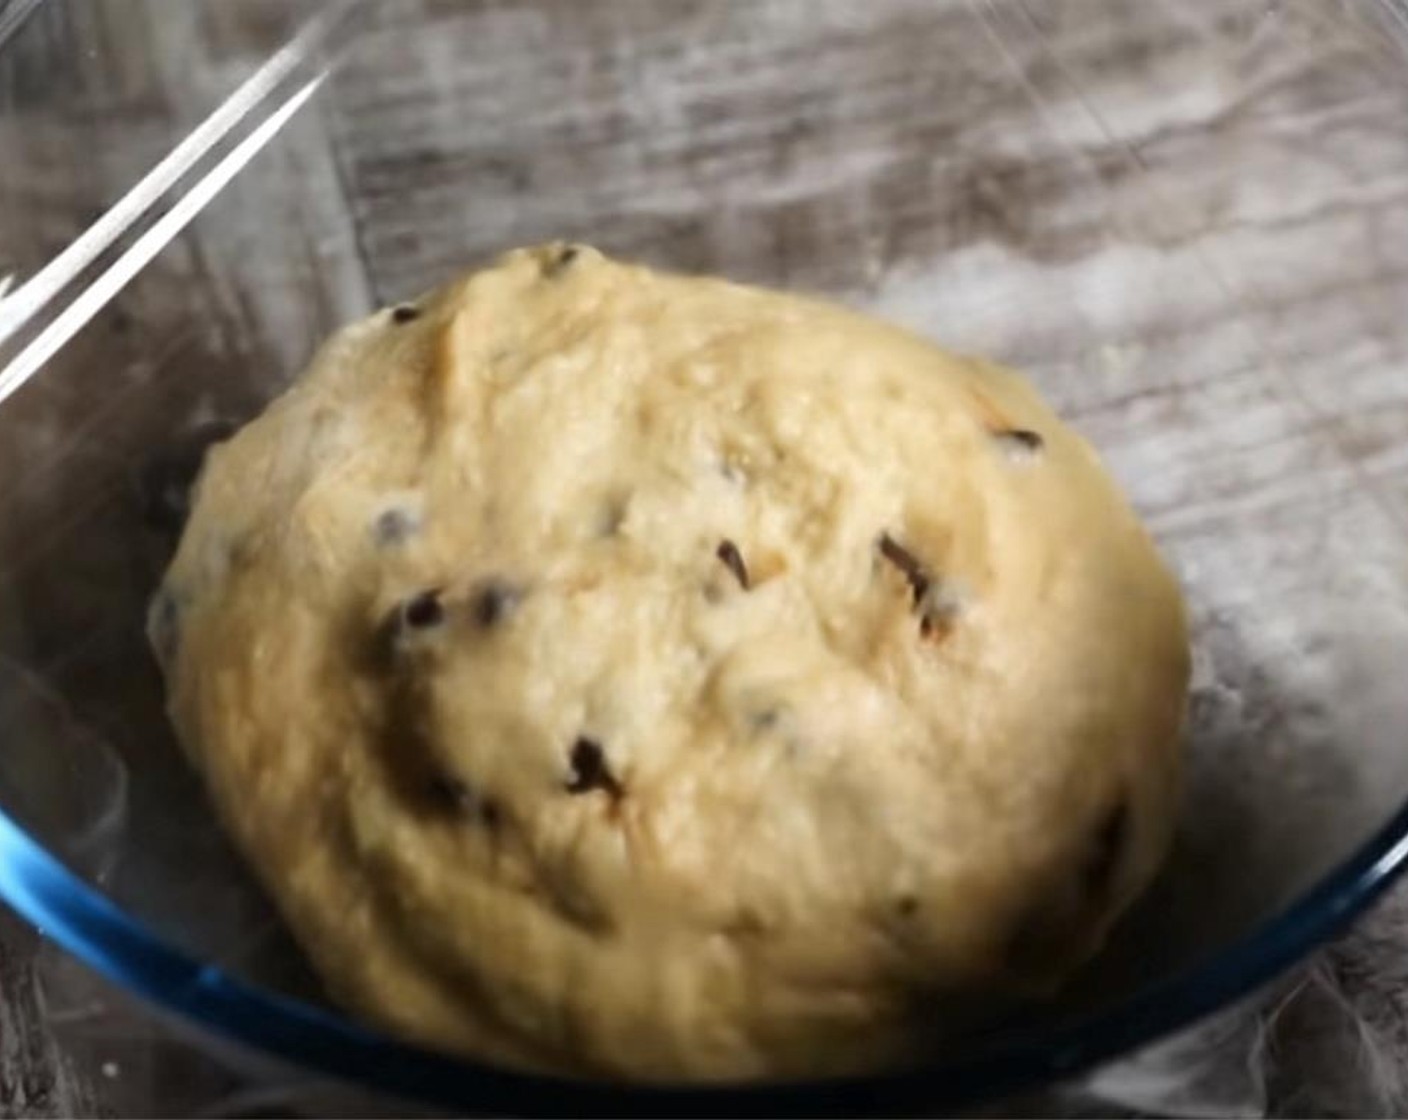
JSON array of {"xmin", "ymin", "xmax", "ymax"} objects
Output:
[{"xmin": 151, "ymin": 244, "xmax": 1189, "ymax": 1081}]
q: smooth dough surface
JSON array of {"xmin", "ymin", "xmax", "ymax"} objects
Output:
[{"xmin": 152, "ymin": 244, "xmax": 1189, "ymax": 1081}]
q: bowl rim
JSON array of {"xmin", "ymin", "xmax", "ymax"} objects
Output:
[{"xmin": 3, "ymin": 794, "xmax": 1408, "ymax": 1115}]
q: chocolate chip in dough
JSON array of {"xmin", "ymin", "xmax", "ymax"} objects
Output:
[
  {"xmin": 878, "ymin": 533, "xmax": 930, "ymax": 606},
  {"xmin": 920, "ymin": 585, "xmax": 965, "ymax": 642},
  {"xmin": 372, "ymin": 506, "xmax": 420, "ymax": 547},
  {"xmin": 472, "ymin": 578, "xmax": 522, "ymax": 628},
  {"xmin": 565, "ymin": 737, "xmax": 623, "ymax": 799},
  {"xmin": 427, "ymin": 771, "xmax": 474, "ymax": 812},
  {"xmin": 716, "ymin": 539, "xmax": 750, "ymax": 590},
  {"xmin": 994, "ymin": 428, "xmax": 1044, "ymax": 460},
  {"xmin": 749, "ymin": 707, "xmax": 782, "ymax": 733},
  {"xmin": 596, "ymin": 497, "xmax": 628, "ymax": 537},
  {"xmin": 427, "ymin": 771, "xmax": 502, "ymax": 829},
  {"xmin": 396, "ymin": 589, "xmax": 445, "ymax": 633},
  {"xmin": 545, "ymin": 244, "xmax": 580, "ymax": 277},
  {"xmin": 880, "ymin": 533, "xmax": 966, "ymax": 642},
  {"xmin": 375, "ymin": 590, "xmax": 445, "ymax": 665},
  {"xmin": 720, "ymin": 458, "xmax": 748, "ymax": 487}
]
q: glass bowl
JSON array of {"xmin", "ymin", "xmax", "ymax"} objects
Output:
[{"xmin": 5, "ymin": 0, "xmax": 1408, "ymax": 1113}]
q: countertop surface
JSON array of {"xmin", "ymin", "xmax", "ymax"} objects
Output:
[{"xmin": 7, "ymin": 1, "xmax": 1408, "ymax": 1116}]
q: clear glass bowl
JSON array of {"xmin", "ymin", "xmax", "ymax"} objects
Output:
[{"xmin": 5, "ymin": 0, "xmax": 1408, "ymax": 1113}]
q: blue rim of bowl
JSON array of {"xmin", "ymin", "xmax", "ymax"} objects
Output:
[{"xmin": 3, "ymin": 798, "xmax": 1408, "ymax": 1116}]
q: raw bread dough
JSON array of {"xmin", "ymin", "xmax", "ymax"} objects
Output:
[{"xmin": 151, "ymin": 244, "xmax": 1189, "ymax": 1081}]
